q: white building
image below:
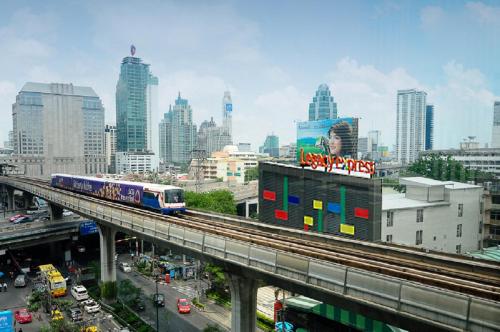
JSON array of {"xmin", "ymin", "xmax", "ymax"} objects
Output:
[
  {"xmin": 382, "ymin": 177, "xmax": 483, "ymax": 254},
  {"xmin": 492, "ymin": 101, "xmax": 500, "ymax": 148},
  {"xmin": 147, "ymin": 74, "xmax": 159, "ymax": 155},
  {"xmin": 104, "ymin": 124, "xmax": 117, "ymax": 173},
  {"xmin": 115, "ymin": 151, "xmax": 157, "ymax": 174},
  {"xmin": 396, "ymin": 89, "xmax": 427, "ymax": 164}
]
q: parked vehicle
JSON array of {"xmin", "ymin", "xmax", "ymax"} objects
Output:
[
  {"xmin": 14, "ymin": 309, "xmax": 32, "ymax": 324},
  {"xmin": 51, "ymin": 310, "xmax": 64, "ymax": 321},
  {"xmin": 177, "ymin": 298, "xmax": 191, "ymax": 314},
  {"xmin": 68, "ymin": 307, "xmax": 83, "ymax": 322},
  {"xmin": 82, "ymin": 299, "xmax": 101, "ymax": 314},
  {"xmin": 71, "ymin": 285, "xmax": 89, "ymax": 301},
  {"xmin": 9, "ymin": 214, "xmax": 25, "ymax": 222},
  {"xmin": 119, "ymin": 262, "xmax": 132, "ymax": 273},
  {"xmin": 14, "ymin": 274, "xmax": 27, "ymax": 287},
  {"xmin": 153, "ymin": 293, "xmax": 165, "ymax": 307},
  {"xmin": 38, "ymin": 264, "xmax": 67, "ymax": 297},
  {"xmin": 13, "ymin": 216, "xmax": 33, "ymax": 224}
]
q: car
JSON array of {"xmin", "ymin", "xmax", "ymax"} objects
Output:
[
  {"xmin": 63, "ymin": 210, "xmax": 73, "ymax": 216},
  {"xmin": 82, "ymin": 299, "xmax": 101, "ymax": 314},
  {"xmin": 132, "ymin": 297, "xmax": 145, "ymax": 311},
  {"xmin": 14, "ymin": 309, "xmax": 32, "ymax": 324},
  {"xmin": 9, "ymin": 214, "xmax": 25, "ymax": 222},
  {"xmin": 152, "ymin": 293, "xmax": 165, "ymax": 307},
  {"xmin": 76, "ymin": 244, "xmax": 86, "ymax": 253},
  {"xmin": 177, "ymin": 298, "xmax": 191, "ymax": 314},
  {"xmin": 14, "ymin": 274, "xmax": 27, "ymax": 287},
  {"xmin": 13, "ymin": 216, "xmax": 33, "ymax": 224},
  {"xmin": 119, "ymin": 262, "xmax": 132, "ymax": 273},
  {"xmin": 51, "ymin": 310, "xmax": 64, "ymax": 321},
  {"xmin": 68, "ymin": 307, "xmax": 83, "ymax": 322},
  {"xmin": 71, "ymin": 285, "xmax": 89, "ymax": 301}
]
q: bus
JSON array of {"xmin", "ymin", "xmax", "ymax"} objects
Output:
[{"xmin": 38, "ymin": 264, "xmax": 67, "ymax": 297}]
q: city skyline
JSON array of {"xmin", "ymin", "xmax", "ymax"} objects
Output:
[{"xmin": 0, "ymin": 1, "xmax": 499, "ymax": 151}]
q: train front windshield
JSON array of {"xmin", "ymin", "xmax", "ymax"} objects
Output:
[{"xmin": 165, "ymin": 189, "xmax": 184, "ymax": 203}]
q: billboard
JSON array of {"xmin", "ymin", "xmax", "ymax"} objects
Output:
[
  {"xmin": 296, "ymin": 118, "xmax": 359, "ymax": 159},
  {"xmin": 80, "ymin": 221, "xmax": 98, "ymax": 236},
  {"xmin": 0, "ymin": 311, "xmax": 13, "ymax": 332}
]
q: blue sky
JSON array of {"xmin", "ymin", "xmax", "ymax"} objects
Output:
[{"xmin": 0, "ymin": 0, "xmax": 499, "ymax": 151}]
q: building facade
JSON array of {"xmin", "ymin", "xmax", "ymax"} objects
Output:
[
  {"xmin": 492, "ymin": 101, "xmax": 500, "ymax": 148},
  {"xmin": 425, "ymin": 105, "xmax": 434, "ymax": 150},
  {"xmin": 396, "ymin": 89, "xmax": 427, "ymax": 164},
  {"xmin": 197, "ymin": 117, "xmax": 232, "ymax": 157},
  {"xmin": 308, "ymin": 84, "xmax": 338, "ymax": 121},
  {"xmin": 147, "ymin": 74, "xmax": 159, "ymax": 155},
  {"xmin": 115, "ymin": 151, "xmax": 156, "ymax": 174},
  {"xmin": 104, "ymin": 124, "xmax": 117, "ymax": 173},
  {"xmin": 222, "ymin": 91, "xmax": 233, "ymax": 139},
  {"xmin": 259, "ymin": 134, "xmax": 280, "ymax": 157},
  {"xmin": 382, "ymin": 177, "xmax": 483, "ymax": 254},
  {"xmin": 159, "ymin": 110, "xmax": 173, "ymax": 163},
  {"xmin": 11, "ymin": 82, "xmax": 105, "ymax": 176}
]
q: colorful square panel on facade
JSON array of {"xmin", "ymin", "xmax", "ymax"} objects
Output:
[
  {"xmin": 288, "ymin": 195, "xmax": 300, "ymax": 205},
  {"xmin": 340, "ymin": 224, "xmax": 355, "ymax": 235},
  {"xmin": 263, "ymin": 190, "xmax": 276, "ymax": 201},
  {"xmin": 354, "ymin": 208, "xmax": 369, "ymax": 219},
  {"xmin": 304, "ymin": 216, "xmax": 314, "ymax": 226},
  {"xmin": 275, "ymin": 210, "xmax": 288, "ymax": 221},
  {"xmin": 313, "ymin": 200, "xmax": 323, "ymax": 210},
  {"xmin": 327, "ymin": 202, "xmax": 340, "ymax": 214}
]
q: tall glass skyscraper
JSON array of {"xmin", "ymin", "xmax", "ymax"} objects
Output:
[
  {"xmin": 116, "ymin": 49, "xmax": 156, "ymax": 153},
  {"xmin": 492, "ymin": 101, "xmax": 500, "ymax": 148},
  {"xmin": 308, "ymin": 84, "xmax": 338, "ymax": 121},
  {"xmin": 222, "ymin": 91, "xmax": 233, "ymax": 139},
  {"xmin": 425, "ymin": 105, "xmax": 434, "ymax": 150}
]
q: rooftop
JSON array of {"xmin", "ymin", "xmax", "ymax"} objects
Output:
[
  {"xmin": 382, "ymin": 193, "xmax": 449, "ymax": 211},
  {"xmin": 21, "ymin": 82, "xmax": 99, "ymax": 98},
  {"xmin": 468, "ymin": 246, "xmax": 500, "ymax": 262},
  {"xmin": 400, "ymin": 177, "xmax": 481, "ymax": 190}
]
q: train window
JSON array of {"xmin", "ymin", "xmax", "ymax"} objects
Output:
[
  {"xmin": 165, "ymin": 190, "xmax": 184, "ymax": 203},
  {"xmin": 143, "ymin": 192, "xmax": 157, "ymax": 200}
]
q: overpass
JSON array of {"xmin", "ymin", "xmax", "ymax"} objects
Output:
[{"xmin": 1, "ymin": 176, "xmax": 500, "ymax": 332}]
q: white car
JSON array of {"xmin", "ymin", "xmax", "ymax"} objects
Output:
[
  {"xmin": 71, "ymin": 285, "xmax": 89, "ymax": 301},
  {"xmin": 119, "ymin": 262, "xmax": 132, "ymax": 273},
  {"xmin": 82, "ymin": 299, "xmax": 100, "ymax": 314}
]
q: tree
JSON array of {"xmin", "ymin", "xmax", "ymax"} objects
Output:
[
  {"xmin": 244, "ymin": 166, "xmax": 259, "ymax": 182},
  {"xmin": 185, "ymin": 190, "xmax": 237, "ymax": 215},
  {"xmin": 203, "ymin": 324, "xmax": 225, "ymax": 332},
  {"xmin": 118, "ymin": 279, "xmax": 142, "ymax": 305}
]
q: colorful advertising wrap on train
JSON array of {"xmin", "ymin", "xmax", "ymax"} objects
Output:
[{"xmin": 299, "ymin": 148, "xmax": 375, "ymax": 178}]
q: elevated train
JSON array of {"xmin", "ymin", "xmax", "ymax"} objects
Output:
[{"xmin": 50, "ymin": 174, "xmax": 185, "ymax": 214}]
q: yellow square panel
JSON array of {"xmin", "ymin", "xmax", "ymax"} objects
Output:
[
  {"xmin": 313, "ymin": 200, "xmax": 323, "ymax": 210},
  {"xmin": 304, "ymin": 216, "xmax": 314, "ymax": 225},
  {"xmin": 340, "ymin": 224, "xmax": 355, "ymax": 235}
]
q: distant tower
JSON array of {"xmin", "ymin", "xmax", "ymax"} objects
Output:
[
  {"xmin": 308, "ymin": 84, "xmax": 338, "ymax": 121},
  {"xmin": 222, "ymin": 91, "xmax": 233, "ymax": 139},
  {"xmin": 425, "ymin": 105, "xmax": 434, "ymax": 150},
  {"xmin": 492, "ymin": 101, "xmax": 500, "ymax": 148}
]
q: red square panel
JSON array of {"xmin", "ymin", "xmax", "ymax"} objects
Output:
[
  {"xmin": 354, "ymin": 208, "xmax": 369, "ymax": 219},
  {"xmin": 263, "ymin": 190, "xmax": 276, "ymax": 201},
  {"xmin": 304, "ymin": 224, "xmax": 309, "ymax": 231},
  {"xmin": 275, "ymin": 210, "xmax": 288, "ymax": 221}
]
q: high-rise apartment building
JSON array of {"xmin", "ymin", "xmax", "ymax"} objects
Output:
[
  {"xmin": 308, "ymin": 84, "xmax": 338, "ymax": 121},
  {"xmin": 116, "ymin": 47, "xmax": 156, "ymax": 153},
  {"xmin": 158, "ymin": 93, "xmax": 197, "ymax": 164},
  {"xmin": 222, "ymin": 91, "xmax": 233, "ymax": 139},
  {"xmin": 425, "ymin": 105, "xmax": 434, "ymax": 150},
  {"xmin": 104, "ymin": 124, "xmax": 117, "ymax": 173},
  {"xmin": 396, "ymin": 89, "xmax": 427, "ymax": 164},
  {"xmin": 12, "ymin": 82, "xmax": 105, "ymax": 175},
  {"xmin": 197, "ymin": 117, "xmax": 232, "ymax": 157},
  {"xmin": 492, "ymin": 101, "xmax": 500, "ymax": 148},
  {"xmin": 147, "ymin": 74, "xmax": 159, "ymax": 154},
  {"xmin": 259, "ymin": 134, "xmax": 279, "ymax": 157}
]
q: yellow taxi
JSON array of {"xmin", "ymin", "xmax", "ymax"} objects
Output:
[
  {"xmin": 51, "ymin": 309, "xmax": 64, "ymax": 321},
  {"xmin": 81, "ymin": 326, "xmax": 98, "ymax": 332}
]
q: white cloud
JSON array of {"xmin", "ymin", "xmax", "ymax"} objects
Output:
[
  {"xmin": 420, "ymin": 5, "xmax": 445, "ymax": 28},
  {"xmin": 466, "ymin": 2, "xmax": 500, "ymax": 25}
]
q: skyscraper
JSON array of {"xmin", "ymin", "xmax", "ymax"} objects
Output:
[
  {"xmin": 308, "ymin": 84, "xmax": 338, "ymax": 121},
  {"xmin": 197, "ymin": 117, "xmax": 232, "ymax": 157},
  {"xmin": 159, "ymin": 93, "xmax": 197, "ymax": 164},
  {"xmin": 396, "ymin": 89, "xmax": 427, "ymax": 164},
  {"xmin": 425, "ymin": 105, "xmax": 434, "ymax": 150},
  {"xmin": 104, "ymin": 124, "xmax": 117, "ymax": 173},
  {"xmin": 492, "ymin": 101, "xmax": 500, "ymax": 148},
  {"xmin": 116, "ymin": 46, "xmax": 156, "ymax": 153},
  {"xmin": 12, "ymin": 82, "xmax": 105, "ymax": 175},
  {"xmin": 147, "ymin": 74, "xmax": 159, "ymax": 154},
  {"xmin": 259, "ymin": 134, "xmax": 279, "ymax": 157},
  {"xmin": 222, "ymin": 91, "xmax": 233, "ymax": 139}
]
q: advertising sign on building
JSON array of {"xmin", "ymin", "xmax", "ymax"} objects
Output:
[
  {"xmin": 296, "ymin": 118, "xmax": 359, "ymax": 159},
  {"xmin": 225, "ymin": 103, "xmax": 232, "ymax": 113},
  {"xmin": 0, "ymin": 311, "xmax": 13, "ymax": 332}
]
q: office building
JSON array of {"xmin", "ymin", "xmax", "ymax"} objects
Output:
[
  {"xmin": 358, "ymin": 137, "xmax": 368, "ymax": 158},
  {"xmin": 147, "ymin": 74, "xmax": 159, "ymax": 154},
  {"xmin": 238, "ymin": 143, "xmax": 252, "ymax": 152},
  {"xmin": 11, "ymin": 82, "xmax": 105, "ymax": 176},
  {"xmin": 222, "ymin": 91, "xmax": 233, "ymax": 139},
  {"xmin": 308, "ymin": 84, "xmax": 338, "ymax": 121},
  {"xmin": 115, "ymin": 151, "xmax": 156, "ymax": 174},
  {"xmin": 259, "ymin": 134, "xmax": 279, "ymax": 158},
  {"xmin": 159, "ymin": 93, "xmax": 197, "ymax": 164},
  {"xmin": 104, "ymin": 124, "xmax": 117, "ymax": 173},
  {"xmin": 382, "ymin": 177, "xmax": 483, "ymax": 254},
  {"xmin": 367, "ymin": 130, "xmax": 381, "ymax": 160},
  {"xmin": 492, "ymin": 102, "xmax": 500, "ymax": 148},
  {"xmin": 3, "ymin": 131, "xmax": 14, "ymax": 150},
  {"xmin": 116, "ymin": 47, "xmax": 156, "ymax": 153},
  {"xmin": 396, "ymin": 89, "xmax": 427, "ymax": 164},
  {"xmin": 197, "ymin": 117, "xmax": 232, "ymax": 157},
  {"xmin": 425, "ymin": 105, "xmax": 434, "ymax": 150}
]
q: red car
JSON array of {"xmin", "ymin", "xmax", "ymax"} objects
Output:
[
  {"xmin": 9, "ymin": 214, "xmax": 24, "ymax": 222},
  {"xmin": 177, "ymin": 298, "xmax": 191, "ymax": 314},
  {"xmin": 15, "ymin": 309, "xmax": 32, "ymax": 324}
]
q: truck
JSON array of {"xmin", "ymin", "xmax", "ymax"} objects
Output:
[{"xmin": 38, "ymin": 264, "xmax": 67, "ymax": 297}]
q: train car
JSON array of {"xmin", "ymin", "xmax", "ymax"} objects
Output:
[{"xmin": 50, "ymin": 174, "xmax": 185, "ymax": 214}]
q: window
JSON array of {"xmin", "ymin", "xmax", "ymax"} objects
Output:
[
  {"xmin": 416, "ymin": 209, "xmax": 423, "ymax": 223},
  {"xmin": 456, "ymin": 245, "xmax": 461, "ymax": 254},
  {"xmin": 416, "ymin": 230, "xmax": 423, "ymax": 245},
  {"xmin": 457, "ymin": 224, "xmax": 462, "ymax": 237},
  {"xmin": 458, "ymin": 203, "xmax": 463, "ymax": 217},
  {"xmin": 386, "ymin": 234, "xmax": 392, "ymax": 242},
  {"xmin": 386, "ymin": 211, "xmax": 394, "ymax": 227}
]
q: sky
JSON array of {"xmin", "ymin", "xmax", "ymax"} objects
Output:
[{"xmin": 0, "ymin": 0, "xmax": 499, "ymax": 152}]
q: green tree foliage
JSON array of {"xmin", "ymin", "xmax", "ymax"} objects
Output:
[
  {"xmin": 100, "ymin": 280, "xmax": 118, "ymax": 301},
  {"xmin": 406, "ymin": 154, "xmax": 494, "ymax": 183},
  {"xmin": 118, "ymin": 279, "xmax": 142, "ymax": 305},
  {"xmin": 244, "ymin": 166, "xmax": 259, "ymax": 182},
  {"xmin": 185, "ymin": 190, "xmax": 237, "ymax": 215},
  {"xmin": 203, "ymin": 323, "xmax": 225, "ymax": 332}
]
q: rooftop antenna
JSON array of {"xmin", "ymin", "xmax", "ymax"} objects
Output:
[{"xmin": 130, "ymin": 45, "xmax": 136, "ymax": 56}]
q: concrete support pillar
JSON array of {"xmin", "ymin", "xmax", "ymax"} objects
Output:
[
  {"xmin": 228, "ymin": 274, "xmax": 258, "ymax": 332},
  {"xmin": 6, "ymin": 187, "xmax": 14, "ymax": 211},
  {"xmin": 48, "ymin": 203, "xmax": 64, "ymax": 220},
  {"xmin": 99, "ymin": 224, "xmax": 117, "ymax": 283},
  {"xmin": 23, "ymin": 192, "xmax": 34, "ymax": 209},
  {"xmin": 245, "ymin": 201, "xmax": 250, "ymax": 218}
]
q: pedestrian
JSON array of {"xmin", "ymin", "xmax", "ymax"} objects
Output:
[
  {"xmin": 18, "ymin": 328, "xmax": 22, "ymax": 332},
  {"xmin": 3, "ymin": 282, "xmax": 6, "ymax": 292}
]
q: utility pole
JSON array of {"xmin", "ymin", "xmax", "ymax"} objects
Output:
[{"xmin": 191, "ymin": 149, "xmax": 207, "ymax": 193}]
